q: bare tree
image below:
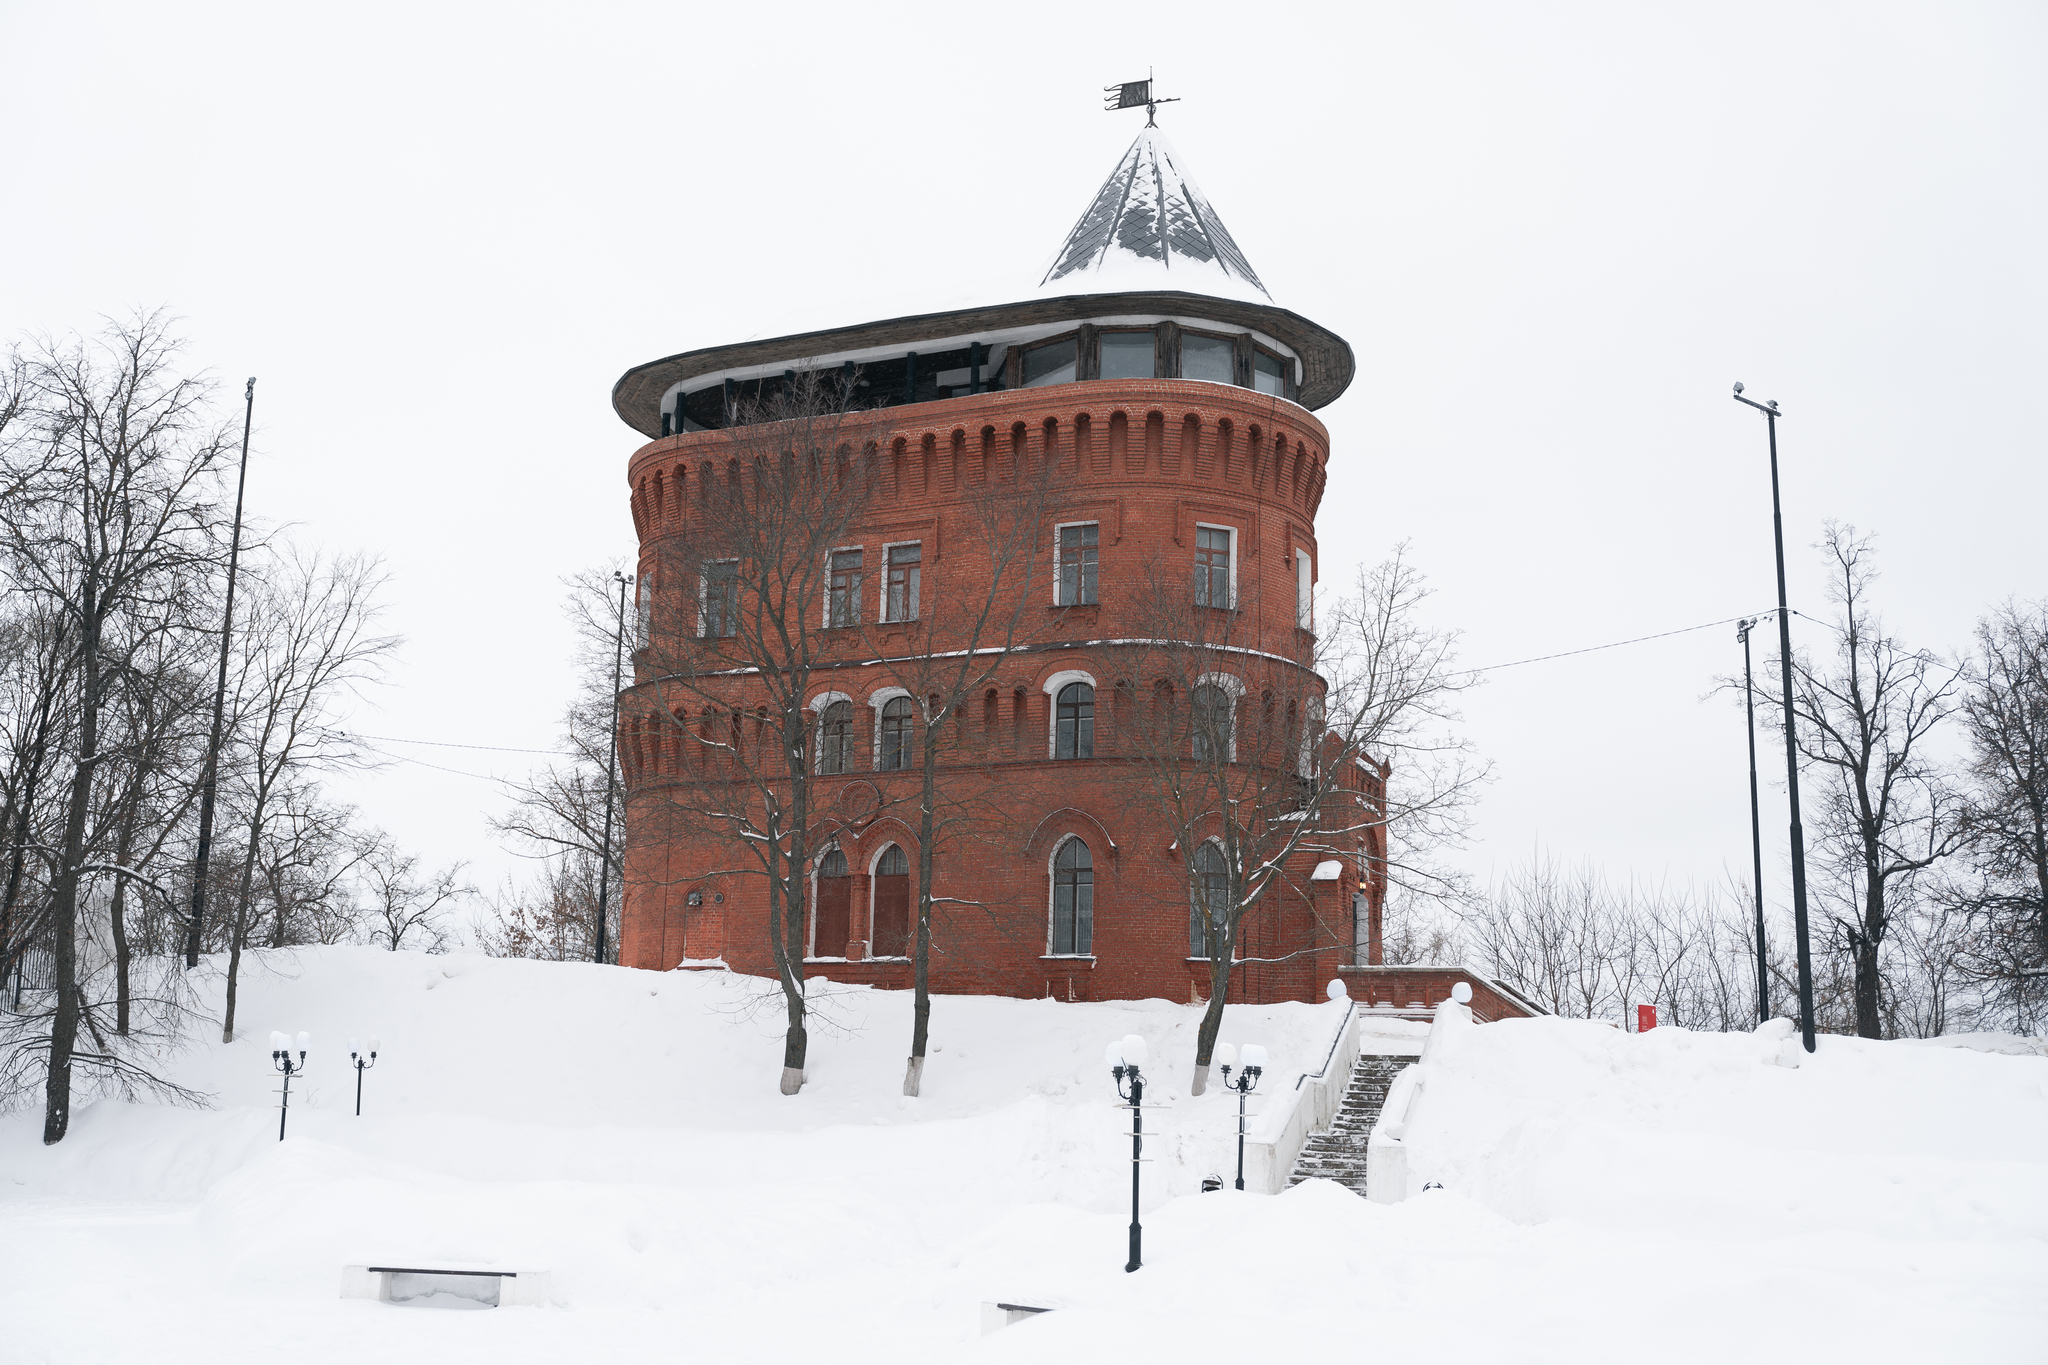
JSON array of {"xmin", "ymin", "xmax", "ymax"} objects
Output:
[
  {"xmin": 357, "ymin": 836, "xmax": 467, "ymax": 952},
  {"xmin": 1786, "ymin": 525, "xmax": 1969, "ymax": 1038},
  {"xmin": 1123, "ymin": 546, "xmax": 1484, "ymax": 1094},
  {"xmin": 1952, "ymin": 599, "xmax": 2048, "ymax": 1027},
  {"xmin": 0, "ymin": 312, "xmax": 232, "ymax": 1144},
  {"xmin": 487, "ymin": 564, "xmax": 631, "ymax": 962},
  {"xmin": 475, "ymin": 851, "xmax": 608, "ymax": 961},
  {"xmin": 211, "ymin": 548, "xmax": 392, "ymax": 1039},
  {"xmin": 870, "ymin": 449, "xmax": 1059, "ymax": 1096},
  {"xmin": 625, "ymin": 372, "xmax": 885, "ymax": 1094}
]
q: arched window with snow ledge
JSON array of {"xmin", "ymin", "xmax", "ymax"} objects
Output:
[
  {"xmin": 870, "ymin": 844, "xmax": 910, "ymax": 959},
  {"xmin": 812, "ymin": 847, "xmax": 850, "ymax": 958},
  {"xmin": 878, "ymin": 695, "xmax": 914, "ymax": 771},
  {"xmin": 1191, "ymin": 682, "xmax": 1233, "ymax": 764},
  {"xmin": 1191, "ymin": 841, "xmax": 1230, "ymax": 958},
  {"xmin": 1049, "ymin": 837, "xmax": 1094, "ymax": 957},
  {"xmin": 816, "ymin": 699, "xmax": 855, "ymax": 774},
  {"xmin": 1055, "ymin": 682, "xmax": 1094, "ymax": 759}
]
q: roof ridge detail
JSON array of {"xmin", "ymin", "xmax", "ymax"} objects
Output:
[{"xmin": 1040, "ymin": 127, "xmax": 1270, "ymax": 300}]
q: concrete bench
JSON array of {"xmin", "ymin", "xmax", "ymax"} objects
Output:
[
  {"xmin": 341, "ymin": 1263, "xmax": 550, "ymax": 1307},
  {"xmin": 980, "ymin": 1301, "xmax": 1056, "ymax": 1333}
]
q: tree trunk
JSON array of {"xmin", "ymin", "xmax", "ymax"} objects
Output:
[
  {"xmin": 773, "ymin": 847, "xmax": 808, "ymax": 1094},
  {"xmin": 42, "ymin": 623, "xmax": 100, "ymax": 1146},
  {"xmin": 1188, "ymin": 926, "xmax": 1236, "ymax": 1096},
  {"xmin": 779, "ymin": 976, "xmax": 808, "ymax": 1096},
  {"xmin": 221, "ymin": 817, "xmax": 262, "ymax": 1044},
  {"xmin": 905, "ymin": 728, "xmax": 939, "ymax": 1097},
  {"xmin": 110, "ymin": 809, "xmax": 135, "ymax": 1035}
]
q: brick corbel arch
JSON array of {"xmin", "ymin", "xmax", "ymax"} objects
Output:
[{"xmin": 1025, "ymin": 807, "xmax": 1119, "ymax": 867}]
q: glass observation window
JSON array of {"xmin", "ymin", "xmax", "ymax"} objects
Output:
[
  {"xmin": 1182, "ymin": 334, "xmax": 1233, "ymax": 384},
  {"xmin": 1098, "ymin": 330, "xmax": 1154, "ymax": 381},
  {"xmin": 1254, "ymin": 350, "xmax": 1288, "ymax": 396},
  {"xmin": 1023, "ymin": 339, "xmax": 1078, "ymax": 388}
]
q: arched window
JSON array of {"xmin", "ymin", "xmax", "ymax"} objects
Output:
[
  {"xmin": 1192, "ymin": 842, "xmax": 1229, "ymax": 958},
  {"xmin": 813, "ymin": 847, "xmax": 850, "ymax": 958},
  {"xmin": 878, "ymin": 696, "xmax": 913, "ymax": 771},
  {"xmin": 1055, "ymin": 682, "xmax": 1094, "ymax": 759},
  {"xmin": 1051, "ymin": 839, "xmax": 1093, "ymax": 956},
  {"xmin": 1191, "ymin": 683, "xmax": 1231, "ymax": 763},
  {"xmin": 817, "ymin": 700, "xmax": 854, "ymax": 774},
  {"xmin": 871, "ymin": 844, "xmax": 910, "ymax": 958}
]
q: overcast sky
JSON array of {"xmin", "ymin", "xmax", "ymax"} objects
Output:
[{"xmin": 4, "ymin": 2, "xmax": 2043, "ymax": 927}]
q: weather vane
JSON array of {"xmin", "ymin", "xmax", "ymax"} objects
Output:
[{"xmin": 1104, "ymin": 71, "xmax": 1178, "ymax": 127}]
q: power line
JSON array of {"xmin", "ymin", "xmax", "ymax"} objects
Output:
[
  {"xmin": 1464, "ymin": 611, "xmax": 1778, "ymax": 676},
  {"xmin": 332, "ymin": 730, "xmax": 571, "ymax": 756}
]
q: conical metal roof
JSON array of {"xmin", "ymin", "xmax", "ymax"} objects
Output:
[{"xmin": 1040, "ymin": 126, "xmax": 1270, "ymax": 301}]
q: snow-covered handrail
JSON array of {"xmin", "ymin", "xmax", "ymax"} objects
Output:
[{"xmin": 1242, "ymin": 996, "xmax": 1359, "ymax": 1194}]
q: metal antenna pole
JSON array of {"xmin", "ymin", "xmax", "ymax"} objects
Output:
[
  {"xmin": 185, "ymin": 378, "xmax": 256, "ymax": 969},
  {"xmin": 1739, "ymin": 619, "xmax": 1769, "ymax": 1023},
  {"xmin": 593, "ymin": 571, "xmax": 630, "ymax": 965},
  {"xmin": 1736, "ymin": 388, "xmax": 1817, "ymax": 1051}
]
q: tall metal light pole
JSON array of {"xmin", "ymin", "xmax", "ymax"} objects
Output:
[
  {"xmin": 593, "ymin": 570, "xmax": 632, "ymax": 965},
  {"xmin": 1736, "ymin": 618, "xmax": 1769, "ymax": 1024},
  {"xmin": 184, "ymin": 378, "xmax": 256, "ymax": 969},
  {"xmin": 1733, "ymin": 384, "xmax": 1816, "ymax": 1051}
]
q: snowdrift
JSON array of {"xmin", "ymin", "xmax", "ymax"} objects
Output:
[{"xmin": 2, "ymin": 946, "xmax": 2042, "ymax": 1364}]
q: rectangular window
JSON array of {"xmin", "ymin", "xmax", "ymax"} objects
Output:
[
  {"xmin": 828, "ymin": 549, "xmax": 863, "ymax": 627},
  {"xmin": 1182, "ymin": 333, "xmax": 1234, "ymax": 384},
  {"xmin": 1254, "ymin": 350, "xmax": 1288, "ymax": 396},
  {"xmin": 884, "ymin": 543, "xmax": 921, "ymax": 623},
  {"xmin": 700, "ymin": 562, "xmax": 738, "ymax": 639},
  {"xmin": 1295, "ymin": 549, "xmax": 1313, "ymax": 628},
  {"xmin": 635, "ymin": 574, "xmax": 653, "ymax": 647},
  {"xmin": 1195, "ymin": 525, "xmax": 1233, "ymax": 609},
  {"xmin": 1023, "ymin": 338, "xmax": 1078, "ymax": 388},
  {"xmin": 1098, "ymin": 330, "xmax": 1154, "ymax": 380},
  {"xmin": 1058, "ymin": 524, "xmax": 1099, "ymax": 606}
]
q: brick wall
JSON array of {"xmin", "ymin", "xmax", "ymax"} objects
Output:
[
  {"xmin": 616, "ymin": 379, "xmax": 1386, "ymax": 1007},
  {"xmin": 1337, "ymin": 966, "xmax": 1542, "ymax": 1022}
]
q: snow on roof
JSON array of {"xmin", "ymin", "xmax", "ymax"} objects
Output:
[
  {"xmin": 1036, "ymin": 126, "xmax": 1272, "ymax": 306},
  {"xmin": 1311, "ymin": 859, "xmax": 1346, "ymax": 881}
]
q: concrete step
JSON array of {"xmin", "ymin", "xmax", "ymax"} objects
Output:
[{"xmin": 1286, "ymin": 1052, "xmax": 1416, "ymax": 1197}]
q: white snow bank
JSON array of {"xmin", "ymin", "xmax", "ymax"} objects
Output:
[{"xmin": 2, "ymin": 947, "xmax": 2042, "ymax": 1365}]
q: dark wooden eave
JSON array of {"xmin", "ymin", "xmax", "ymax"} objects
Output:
[{"xmin": 609, "ymin": 290, "xmax": 1356, "ymax": 438}]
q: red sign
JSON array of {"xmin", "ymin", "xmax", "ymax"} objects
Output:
[{"xmin": 1637, "ymin": 1004, "xmax": 1658, "ymax": 1032}]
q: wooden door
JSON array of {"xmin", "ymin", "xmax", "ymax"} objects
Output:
[
  {"xmin": 871, "ymin": 845, "xmax": 910, "ymax": 958},
  {"xmin": 814, "ymin": 861, "xmax": 850, "ymax": 958}
]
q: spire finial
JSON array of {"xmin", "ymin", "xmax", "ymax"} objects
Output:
[{"xmin": 1104, "ymin": 69, "xmax": 1178, "ymax": 127}]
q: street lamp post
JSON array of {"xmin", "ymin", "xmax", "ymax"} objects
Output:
[
  {"xmin": 348, "ymin": 1036, "xmax": 380, "ymax": 1116},
  {"xmin": 1736, "ymin": 619, "xmax": 1770, "ymax": 1024},
  {"xmin": 1104, "ymin": 1033, "xmax": 1149, "ymax": 1273},
  {"xmin": 1214, "ymin": 1042, "xmax": 1266, "ymax": 1191},
  {"xmin": 1733, "ymin": 383, "xmax": 1817, "ymax": 1052},
  {"xmin": 185, "ymin": 378, "xmax": 257, "ymax": 970},
  {"xmin": 269, "ymin": 1030, "xmax": 309, "ymax": 1141}
]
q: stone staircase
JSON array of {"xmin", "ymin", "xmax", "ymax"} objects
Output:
[{"xmin": 1286, "ymin": 1053, "xmax": 1415, "ymax": 1196}]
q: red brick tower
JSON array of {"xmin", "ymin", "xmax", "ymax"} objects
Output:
[{"xmin": 609, "ymin": 126, "xmax": 1378, "ymax": 1004}]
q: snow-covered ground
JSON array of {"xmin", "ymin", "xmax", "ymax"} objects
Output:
[{"xmin": 3, "ymin": 947, "xmax": 2043, "ymax": 1363}]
